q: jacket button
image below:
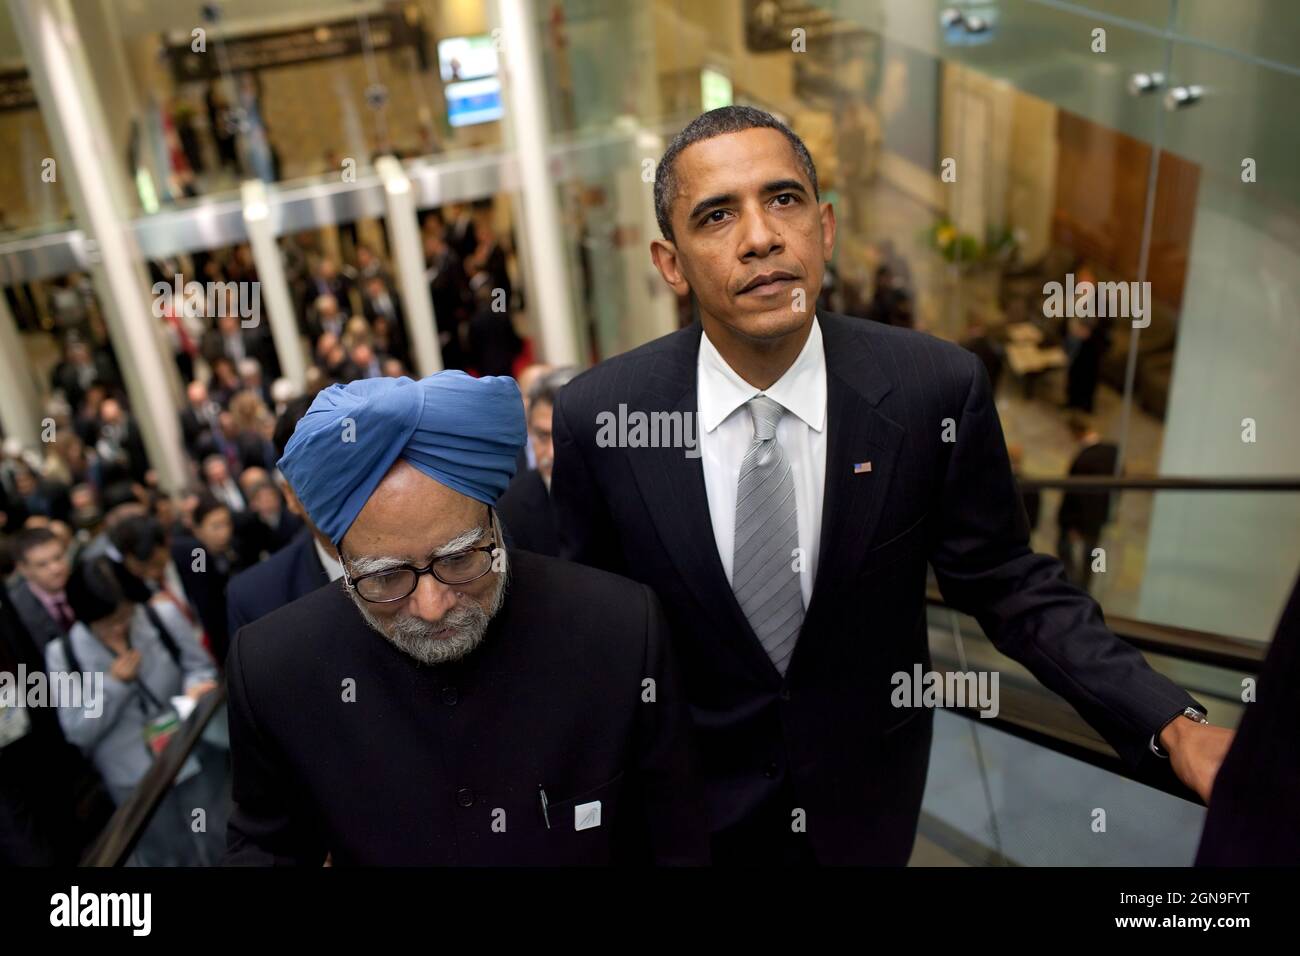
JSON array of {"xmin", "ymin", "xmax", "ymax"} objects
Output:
[
  {"xmin": 779, "ymin": 688, "xmax": 791, "ymax": 701},
  {"xmin": 764, "ymin": 763, "xmax": 779, "ymax": 778},
  {"xmin": 456, "ymin": 788, "xmax": 475, "ymax": 807},
  {"xmin": 442, "ymin": 686, "xmax": 459, "ymax": 706}
]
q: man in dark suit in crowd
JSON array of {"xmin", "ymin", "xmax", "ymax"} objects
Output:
[
  {"xmin": 200, "ymin": 313, "xmax": 278, "ymax": 380},
  {"xmin": 552, "ymin": 106, "xmax": 1233, "ymax": 865},
  {"xmin": 466, "ymin": 280, "xmax": 524, "ymax": 377},
  {"xmin": 0, "ymin": 588, "xmax": 112, "ymax": 865},
  {"xmin": 180, "ymin": 380, "xmax": 222, "ymax": 460},
  {"xmin": 497, "ymin": 368, "xmax": 575, "ymax": 557},
  {"xmin": 1197, "ymin": 567, "xmax": 1300, "ymax": 865},
  {"xmin": 7, "ymin": 527, "xmax": 75, "ymax": 654},
  {"xmin": 224, "ymin": 372, "xmax": 707, "ymax": 865},
  {"xmin": 226, "ymin": 397, "xmax": 338, "ymax": 633},
  {"xmin": 1056, "ymin": 415, "xmax": 1120, "ymax": 590}
]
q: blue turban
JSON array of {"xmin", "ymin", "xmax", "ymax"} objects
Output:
[{"xmin": 278, "ymin": 371, "xmax": 525, "ymax": 546}]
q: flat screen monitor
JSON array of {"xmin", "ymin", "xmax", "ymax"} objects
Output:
[
  {"xmin": 446, "ymin": 77, "xmax": 503, "ymax": 127},
  {"xmin": 437, "ymin": 35, "xmax": 499, "ymax": 83}
]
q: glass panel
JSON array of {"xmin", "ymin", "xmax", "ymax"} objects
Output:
[
  {"xmin": 1135, "ymin": 39, "xmax": 1300, "ymax": 642},
  {"xmin": 1173, "ymin": 0, "xmax": 1300, "ymax": 70}
]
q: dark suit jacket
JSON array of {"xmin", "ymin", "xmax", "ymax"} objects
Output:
[
  {"xmin": 1196, "ymin": 569, "xmax": 1300, "ymax": 865},
  {"xmin": 1058, "ymin": 441, "xmax": 1120, "ymax": 534},
  {"xmin": 6, "ymin": 578, "xmax": 66, "ymax": 654},
  {"xmin": 467, "ymin": 306, "xmax": 523, "ymax": 377},
  {"xmin": 226, "ymin": 528, "xmax": 329, "ymax": 635},
  {"xmin": 551, "ymin": 312, "xmax": 1198, "ymax": 865},
  {"xmin": 223, "ymin": 549, "xmax": 708, "ymax": 865},
  {"xmin": 171, "ymin": 535, "xmax": 232, "ymax": 668},
  {"xmin": 497, "ymin": 469, "xmax": 559, "ymax": 557}
]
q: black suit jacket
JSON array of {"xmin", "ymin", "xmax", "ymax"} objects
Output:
[
  {"xmin": 171, "ymin": 535, "xmax": 232, "ymax": 668},
  {"xmin": 1058, "ymin": 441, "xmax": 1120, "ymax": 534},
  {"xmin": 552, "ymin": 312, "xmax": 1198, "ymax": 864},
  {"xmin": 497, "ymin": 469, "xmax": 559, "ymax": 557},
  {"xmin": 224, "ymin": 549, "xmax": 708, "ymax": 865},
  {"xmin": 6, "ymin": 578, "xmax": 65, "ymax": 654},
  {"xmin": 1196, "ymin": 568, "xmax": 1300, "ymax": 865},
  {"xmin": 226, "ymin": 528, "xmax": 329, "ymax": 635}
]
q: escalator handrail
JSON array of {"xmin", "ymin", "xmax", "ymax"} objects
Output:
[
  {"xmin": 80, "ymin": 682, "xmax": 227, "ymax": 867},
  {"xmin": 1014, "ymin": 475, "xmax": 1300, "ymax": 492},
  {"xmin": 926, "ymin": 590, "xmax": 1265, "ymax": 672}
]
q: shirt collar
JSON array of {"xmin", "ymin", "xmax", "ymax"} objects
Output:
[
  {"xmin": 313, "ymin": 536, "xmax": 345, "ymax": 583},
  {"xmin": 697, "ymin": 315, "xmax": 826, "ymax": 433},
  {"xmin": 26, "ymin": 579, "xmax": 65, "ymax": 605}
]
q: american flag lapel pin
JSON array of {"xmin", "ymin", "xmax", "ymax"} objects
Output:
[{"xmin": 853, "ymin": 461, "xmax": 873, "ymax": 474}]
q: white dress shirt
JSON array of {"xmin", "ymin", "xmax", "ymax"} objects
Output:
[
  {"xmin": 313, "ymin": 536, "xmax": 346, "ymax": 583},
  {"xmin": 697, "ymin": 316, "xmax": 827, "ymax": 608}
]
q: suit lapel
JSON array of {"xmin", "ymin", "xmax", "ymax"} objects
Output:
[
  {"xmin": 804, "ymin": 314, "xmax": 905, "ymax": 628},
  {"xmin": 625, "ymin": 325, "xmax": 778, "ymax": 683}
]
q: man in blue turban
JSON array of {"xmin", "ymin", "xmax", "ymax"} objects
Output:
[{"xmin": 224, "ymin": 371, "xmax": 708, "ymax": 865}]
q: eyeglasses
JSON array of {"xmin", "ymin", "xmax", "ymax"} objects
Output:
[{"xmin": 341, "ymin": 512, "xmax": 500, "ymax": 604}]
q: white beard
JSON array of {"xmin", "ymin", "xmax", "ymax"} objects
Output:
[{"xmin": 352, "ymin": 567, "xmax": 508, "ymax": 666}]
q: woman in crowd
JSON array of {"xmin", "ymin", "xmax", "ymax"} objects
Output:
[{"xmin": 44, "ymin": 557, "xmax": 223, "ymax": 865}]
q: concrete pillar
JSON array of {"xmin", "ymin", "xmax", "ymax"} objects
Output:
[
  {"xmin": 9, "ymin": 0, "xmax": 189, "ymax": 491},
  {"xmin": 496, "ymin": 0, "xmax": 581, "ymax": 366},
  {"xmin": 375, "ymin": 155, "xmax": 443, "ymax": 377}
]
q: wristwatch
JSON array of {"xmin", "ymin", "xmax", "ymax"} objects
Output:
[{"xmin": 1149, "ymin": 706, "xmax": 1209, "ymax": 758}]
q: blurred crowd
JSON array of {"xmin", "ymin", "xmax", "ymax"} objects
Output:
[{"xmin": 0, "ymin": 202, "xmax": 532, "ymax": 866}]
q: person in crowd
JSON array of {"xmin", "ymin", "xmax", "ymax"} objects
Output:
[
  {"xmin": 513, "ymin": 363, "xmax": 553, "ymax": 471},
  {"xmin": 236, "ymin": 466, "xmax": 270, "ymax": 501},
  {"xmin": 42, "ymin": 429, "xmax": 96, "ymax": 490},
  {"xmin": 207, "ymin": 356, "xmax": 244, "ymax": 408},
  {"xmin": 864, "ymin": 264, "xmax": 914, "ymax": 328},
  {"xmin": 240, "ymin": 478, "xmax": 303, "ymax": 561},
  {"xmin": 424, "ymin": 230, "xmax": 468, "ymax": 369},
  {"xmin": 7, "ymin": 526, "xmax": 74, "ymax": 653},
  {"xmin": 307, "ymin": 293, "xmax": 348, "ymax": 346},
  {"xmin": 226, "ymin": 396, "xmax": 340, "ymax": 633},
  {"xmin": 466, "ymin": 281, "xmax": 523, "ymax": 377},
  {"xmin": 46, "ymin": 557, "xmax": 222, "ymax": 865},
  {"xmin": 552, "ymin": 105, "xmax": 1231, "ymax": 865},
  {"xmin": 0, "ymin": 585, "xmax": 111, "ymax": 865},
  {"xmin": 75, "ymin": 482, "xmax": 146, "ymax": 564},
  {"xmin": 6, "ymin": 463, "xmax": 71, "ymax": 526},
  {"xmin": 237, "ymin": 357, "xmax": 273, "ymax": 407},
  {"xmin": 71, "ymin": 382, "xmax": 108, "ymax": 447},
  {"xmin": 360, "ymin": 273, "xmax": 401, "ymax": 325},
  {"xmin": 311, "ymin": 257, "xmax": 354, "ymax": 312},
  {"xmin": 224, "ymin": 371, "xmax": 708, "ymax": 865},
  {"xmin": 444, "ymin": 202, "xmax": 479, "ymax": 260},
  {"xmin": 1056, "ymin": 415, "xmax": 1120, "ymax": 590},
  {"xmin": 464, "ymin": 219, "xmax": 512, "ymax": 307},
  {"xmin": 1063, "ymin": 263, "xmax": 1111, "ymax": 414},
  {"xmin": 1007, "ymin": 443, "xmax": 1041, "ymax": 534},
  {"xmin": 496, "ymin": 368, "xmax": 575, "ymax": 557},
  {"xmin": 91, "ymin": 398, "xmax": 149, "ymax": 485},
  {"xmin": 65, "ymin": 484, "xmax": 104, "ymax": 551},
  {"xmin": 157, "ymin": 283, "xmax": 202, "ymax": 383},
  {"xmin": 172, "ymin": 493, "xmax": 241, "ymax": 666},
  {"xmin": 228, "ymin": 391, "xmax": 277, "ymax": 472},
  {"xmin": 960, "ymin": 315, "xmax": 1004, "ymax": 396},
  {"xmin": 201, "ymin": 454, "xmax": 245, "ymax": 513},
  {"xmin": 350, "ymin": 244, "xmax": 390, "ymax": 286},
  {"xmin": 50, "ymin": 339, "xmax": 116, "ymax": 414},
  {"xmin": 180, "ymin": 379, "xmax": 222, "ymax": 460},
  {"xmin": 106, "ymin": 514, "xmax": 201, "ymax": 633}
]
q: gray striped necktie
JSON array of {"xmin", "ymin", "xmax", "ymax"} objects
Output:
[{"xmin": 732, "ymin": 395, "xmax": 803, "ymax": 675}]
